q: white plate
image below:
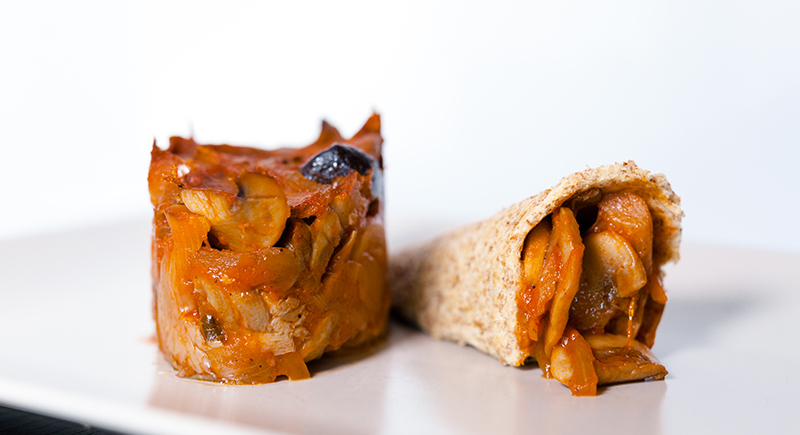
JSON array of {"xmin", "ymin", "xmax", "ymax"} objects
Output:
[{"xmin": 1, "ymin": 219, "xmax": 798, "ymax": 434}]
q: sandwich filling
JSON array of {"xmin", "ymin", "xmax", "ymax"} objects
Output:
[
  {"xmin": 148, "ymin": 116, "xmax": 389, "ymax": 383},
  {"xmin": 517, "ymin": 190, "xmax": 667, "ymax": 395}
]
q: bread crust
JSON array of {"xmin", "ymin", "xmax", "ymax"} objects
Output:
[{"xmin": 389, "ymin": 161, "xmax": 682, "ymax": 365}]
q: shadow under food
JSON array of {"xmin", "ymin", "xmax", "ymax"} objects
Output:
[
  {"xmin": 305, "ymin": 331, "xmax": 390, "ymax": 377},
  {"xmin": 655, "ymin": 291, "xmax": 758, "ymax": 358},
  {"xmin": 148, "ymin": 328, "xmax": 396, "ymax": 435}
]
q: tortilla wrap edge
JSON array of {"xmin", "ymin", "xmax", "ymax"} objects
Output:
[{"xmin": 389, "ymin": 160, "xmax": 683, "ymax": 366}]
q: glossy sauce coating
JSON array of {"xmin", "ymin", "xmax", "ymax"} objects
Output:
[
  {"xmin": 148, "ymin": 115, "xmax": 389, "ymax": 383},
  {"xmin": 517, "ymin": 191, "xmax": 668, "ymax": 395}
]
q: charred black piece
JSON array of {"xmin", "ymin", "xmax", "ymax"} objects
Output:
[{"xmin": 301, "ymin": 144, "xmax": 373, "ymax": 184}]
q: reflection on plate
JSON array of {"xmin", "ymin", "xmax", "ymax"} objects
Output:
[{"xmin": 0, "ymin": 219, "xmax": 798, "ymax": 434}]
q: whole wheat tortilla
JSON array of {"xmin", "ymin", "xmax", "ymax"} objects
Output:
[{"xmin": 389, "ymin": 161, "xmax": 682, "ymax": 366}]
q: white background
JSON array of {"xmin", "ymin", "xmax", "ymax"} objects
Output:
[{"xmin": 1, "ymin": 0, "xmax": 799, "ymax": 252}]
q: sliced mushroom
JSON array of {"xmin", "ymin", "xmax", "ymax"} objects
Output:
[
  {"xmin": 592, "ymin": 191, "xmax": 653, "ymax": 273},
  {"xmin": 181, "ymin": 172, "xmax": 290, "ymax": 251},
  {"xmin": 309, "ymin": 210, "xmax": 344, "ymax": 275},
  {"xmin": 521, "ymin": 208, "xmax": 584, "ymax": 344},
  {"xmin": 585, "ymin": 231, "xmax": 648, "ymax": 299},
  {"xmin": 521, "ymin": 219, "xmax": 551, "ymax": 289},
  {"xmin": 584, "ymin": 334, "xmax": 668, "ymax": 385},
  {"xmin": 569, "ymin": 230, "xmax": 648, "ymax": 333},
  {"xmin": 541, "ymin": 208, "xmax": 585, "ymax": 358},
  {"xmin": 519, "ymin": 218, "xmax": 551, "ymax": 339},
  {"xmin": 550, "ymin": 326, "xmax": 598, "ymax": 396}
]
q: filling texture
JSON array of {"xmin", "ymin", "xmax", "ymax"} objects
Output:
[
  {"xmin": 518, "ymin": 190, "xmax": 667, "ymax": 396},
  {"xmin": 148, "ymin": 116, "xmax": 389, "ymax": 383}
]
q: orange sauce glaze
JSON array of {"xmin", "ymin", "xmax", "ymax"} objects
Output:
[
  {"xmin": 516, "ymin": 192, "xmax": 666, "ymax": 395},
  {"xmin": 148, "ymin": 114, "xmax": 389, "ymax": 383}
]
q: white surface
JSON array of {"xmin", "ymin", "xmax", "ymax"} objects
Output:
[
  {"xmin": 0, "ymin": 219, "xmax": 798, "ymax": 434},
  {"xmin": 1, "ymin": 1, "xmax": 800, "ymax": 252}
]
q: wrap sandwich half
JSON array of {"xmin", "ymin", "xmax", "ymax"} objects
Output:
[{"xmin": 390, "ymin": 161, "xmax": 682, "ymax": 396}]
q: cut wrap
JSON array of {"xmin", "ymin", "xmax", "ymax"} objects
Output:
[{"xmin": 390, "ymin": 161, "xmax": 682, "ymax": 395}]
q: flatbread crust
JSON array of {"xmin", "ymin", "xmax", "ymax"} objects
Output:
[{"xmin": 390, "ymin": 161, "xmax": 682, "ymax": 366}]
